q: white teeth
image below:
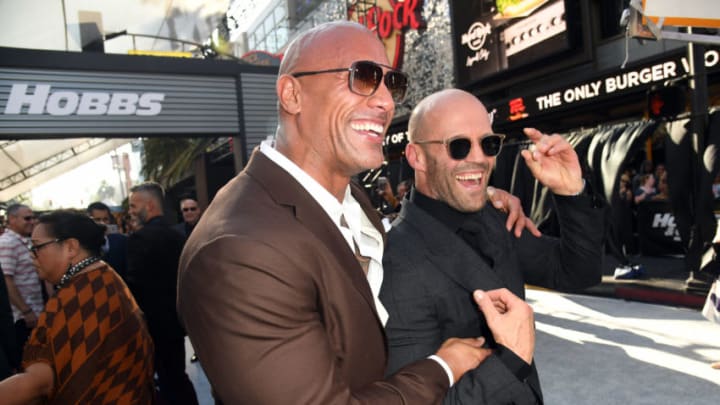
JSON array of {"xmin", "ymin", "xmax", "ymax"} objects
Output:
[
  {"xmin": 456, "ymin": 174, "xmax": 483, "ymax": 181},
  {"xmin": 351, "ymin": 122, "xmax": 384, "ymax": 135}
]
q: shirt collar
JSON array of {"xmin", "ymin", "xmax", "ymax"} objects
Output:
[
  {"xmin": 5, "ymin": 228, "xmax": 29, "ymax": 243},
  {"xmin": 260, "ymin": 139, "xmax": 348, "ymax": 227},
  {"xmin": 410, "ymin": 187, "xmax": 484, "ymax": 232}
]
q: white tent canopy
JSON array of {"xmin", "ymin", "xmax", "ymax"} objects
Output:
[{"xmin": 0, "ymin": 138, "xmax": 131, "ymax": 202}]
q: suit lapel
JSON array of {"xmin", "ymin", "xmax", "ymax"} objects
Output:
[
  {"xmin": 244, "ymin": 151, "xmax": 380, "ymax": 320},
  {"xmin": 397, "ymin": 201, "xmax": 507, "ymax": 293}
]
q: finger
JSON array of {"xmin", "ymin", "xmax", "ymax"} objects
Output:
[
  {"xmin": 525, "ymin": 218, "xmax": 542, "ymax": 237},
  {"xmin": 513, "ymin": 216, "xmax": 524, "ymax": 238},
  {"xmin": 487, "ymin": 186, "xmax": 505, "ymax": 210},
  {"xmin": 544, "ymin": 136, "xmax": 572, "ymax": 155},
  {"xmin": 523, "ymin": 127, "xmax": 543, "ymax": 142},
  {"xmin": 493, "ymin": 300, "xmax": 508, "ymax": 314},
  {"xmin": 520, "ymin": 149, "xmax": 542, "ymax": 169},
  {"xmin": 487, "ymin": 185, "xmax": 496, "ymax": 199},
  {"xmin": 474, "ymin": 290, "xmax": 500, "ymax": 323},
  {"xmin": 459, "ymin": 336, "xmax": 486, "ymax": 348},
  {"xmin": 505, "ymin": 201, "xmax": 519, "ymax": 232},
  {"xmin": 524, "ymin": 128, "xmax": 552, "ymax": 155},
  {"xmin": 483, "ymin": 288, "xmax": 516, "ymax": 309}
]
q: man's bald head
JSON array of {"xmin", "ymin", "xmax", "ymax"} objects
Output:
[
  {"xmin": 408, "ymin": 89, "xmax": 490, "ymax": 143},
  {"xmin": 279, "ymin": 21, "xmax": 378, "ymax": 76},
  {"xmin": 273, "ymin": 20, "xmax": 396, "ymax": 199}
]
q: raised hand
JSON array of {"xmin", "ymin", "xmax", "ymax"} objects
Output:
[{"xmin": 520, "ymin": 128, "xmax": 584, "ymax": 196}]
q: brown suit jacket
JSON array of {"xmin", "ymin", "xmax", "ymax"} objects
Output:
[{"xmin": 177, "ymin": 151, "xmax": 448, "ymax": 404}]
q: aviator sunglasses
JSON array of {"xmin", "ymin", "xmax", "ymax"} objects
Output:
[
  {"xmin": 414, "ymin": 134, "xmax": 506, "ymax": 160},
  {"xmin": 291, "ymin": 60, "xmax": 409, "ymax": 103}
]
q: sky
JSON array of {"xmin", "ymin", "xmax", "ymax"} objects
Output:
[
  {"xmin": 0, "ymin": 0, "xmax": 236, "ymax": 208},
  {"xmin": 0, "ymin": 0, "xmax": 228, "ymax": 52},
  {"xmin": 29, "ymin": 142, "xmax": 143, "ymax": 210}
]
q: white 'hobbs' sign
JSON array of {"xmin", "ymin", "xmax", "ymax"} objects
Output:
[{"xmin": 3, "ymin": 84, "xmax": 165, "ymax": 116}]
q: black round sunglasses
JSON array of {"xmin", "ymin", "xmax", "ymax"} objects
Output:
[{"xmin": 414, "ymin": 134, "xmax": 506, "ymax": 160}]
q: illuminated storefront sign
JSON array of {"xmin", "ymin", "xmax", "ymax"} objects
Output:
[
  {"xmin": 348, "ymin": 0, "xmax": 425, "ymax": 68},
  {"xmin": 452, "ymin": 0, "xmax": 576, "ymax": 88},
  {"xmin": 492, "ymin": 48, "xmax": 720, "ymax": 123}
]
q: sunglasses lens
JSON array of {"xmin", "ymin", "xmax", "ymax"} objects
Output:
[
  {"xmin": 384, "ymin": 71, "xmax": 408, "ymax": 102},
  {"xmin": 351, "ymin": 62, "xmax": 383, "ymax": 96},
  {"xmin": 481, "ymin": 135, "xmax": 503, "ymax": 156},
  {"xmin": 448, "ymin": 138, "xmax": 472, "ymax": 160}
]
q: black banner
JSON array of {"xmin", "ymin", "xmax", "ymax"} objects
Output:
[
  {"xmin": 451, "ymin": 0, "xmax": 574, "ymax": 88},
  {"xmin": 636, "ymin": 200, "xmax": 684, "ymax": 256},
  {"xmin": 489, "ymin": 48, "xmax": 720, "ymax": 125}
]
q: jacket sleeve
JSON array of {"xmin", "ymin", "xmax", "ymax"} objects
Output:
[
  {"xmin": 519, "ymin": 193, "xmax": 605, "ymax": 291},
  {"xmin": 178, "ymin": 235, "xmax": 449, "ymax": 404}
]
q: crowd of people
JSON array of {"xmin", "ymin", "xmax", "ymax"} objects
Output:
[
  {"xmin": 0, "ymin": 20, "xmax": 716, "ymax": 404},
  {"xmin": 0, "ymin": 191, "xmax": 204, "ymax": 403}
]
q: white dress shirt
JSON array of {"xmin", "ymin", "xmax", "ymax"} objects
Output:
[{"xmin": 259, "ymin": 140, "xmax": 389, "ymax": 325}]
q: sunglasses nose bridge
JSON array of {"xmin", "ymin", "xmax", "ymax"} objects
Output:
[
  {"xmin": 455, "ymin": 138, "xmax": 491, "ymax": 162},
  {"xmin": 360, "ymin": 72, "xmax": 395, "ymax": 110}
]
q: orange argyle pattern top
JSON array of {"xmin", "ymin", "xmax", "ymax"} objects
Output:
[{"xmin": 23, "ymin": 264, "xmax": 155, "ymax": 404}]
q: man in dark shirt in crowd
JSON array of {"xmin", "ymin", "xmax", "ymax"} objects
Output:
[
  {"xmin": 381, "ymin": 89, "xmax": 605, "ymax": 404},
  {"xmin": 172, "ymin": 196, "xmax": 202, "ymax": 239},
  {"xmin": 87, "ymin": 202, "xmax": 128, "ymax": 278},
  {"xmin": 127, "ymin": 182, "xmax": 198, "ymax": 405},
  {"xmin": 0, "ymin": 263, "xmax": 19, "ymax": 379}
]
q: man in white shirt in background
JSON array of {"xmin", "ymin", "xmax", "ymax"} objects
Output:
[{"xmin": 0, "ymin": 204, "xmax": 43, "ymax": 366}]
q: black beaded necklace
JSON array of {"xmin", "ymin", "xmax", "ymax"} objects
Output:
[{"xmin": 55, "ymin": 256, "xmax": 101, "ymax": 290}]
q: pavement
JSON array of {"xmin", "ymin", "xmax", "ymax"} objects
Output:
[
  {"xmin": 529, "ymin": 289, "xmax": 720, "ymax": 404},
  {"xmin": 184, "ymin": 252, "xmax": 719, "ymax": 404},
  {"xmin": 186, "ymin": 288, "xmax": 720, "ymax": 405}
]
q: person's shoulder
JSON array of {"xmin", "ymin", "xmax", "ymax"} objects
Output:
[{"xmin": 0, "ymin": 231, "xmax": 17, "ymax": 245}]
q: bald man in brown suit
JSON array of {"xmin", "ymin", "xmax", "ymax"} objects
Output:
[{"xmin": 178, "ymin": 21, "xmax": 535, "ymax": 404}]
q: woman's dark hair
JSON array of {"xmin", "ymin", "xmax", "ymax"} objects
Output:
[{"xmin": 38, "ymin": 210, "xmax": 105, "ymax": 256}]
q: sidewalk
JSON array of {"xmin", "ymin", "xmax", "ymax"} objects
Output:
[{"xmin": 581, "ymin": 253, "xmax": 711, "ymax": 309}]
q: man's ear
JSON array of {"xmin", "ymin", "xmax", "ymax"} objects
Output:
[
  {"xmin": 405, "ymin": 143, "xmax": 426, "ymax": 172},
  {"xmin": 277, "ymin": 75, "xmax": 301, "ymax": 114}
]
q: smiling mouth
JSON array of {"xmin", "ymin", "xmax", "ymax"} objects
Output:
[
  {"xmin": 456, "ymin": 173, "xmax": 484, "ymax": 186},
  {"xmin": 351, "ymin": 122, "xmax": 384, "ymax": 138}
]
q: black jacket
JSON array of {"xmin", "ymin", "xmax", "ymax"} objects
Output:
[
  {"xmin": 381, "ymin": 190, "xmax": 605, "ymax": 405},
  {"xmin": 0, "ymin": 264, "xmax": 19, "ymax": 378},
  {"xmin": 126, "ymin": 216, "xmax": 185, "ymax": 339}
]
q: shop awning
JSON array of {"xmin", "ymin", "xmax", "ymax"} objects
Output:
[{"xmin": 0, "ymin": 138, "xmax": 131, "ymax": 202}]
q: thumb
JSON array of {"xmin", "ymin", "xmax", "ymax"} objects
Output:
[
  {"xmin": 487, "ymin": 186, "xmax": 503, "ymax": 209},
  {"xmin": 470, "ymin": 337, "xmax": 486, "ymax": 348},
  {"xmin": 487, "ymin": 186, "xmax": 496, "ymax": 198},
  {"xmin": 474, "ymin": 290, "xmax": 498, "ymax": 323}
]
